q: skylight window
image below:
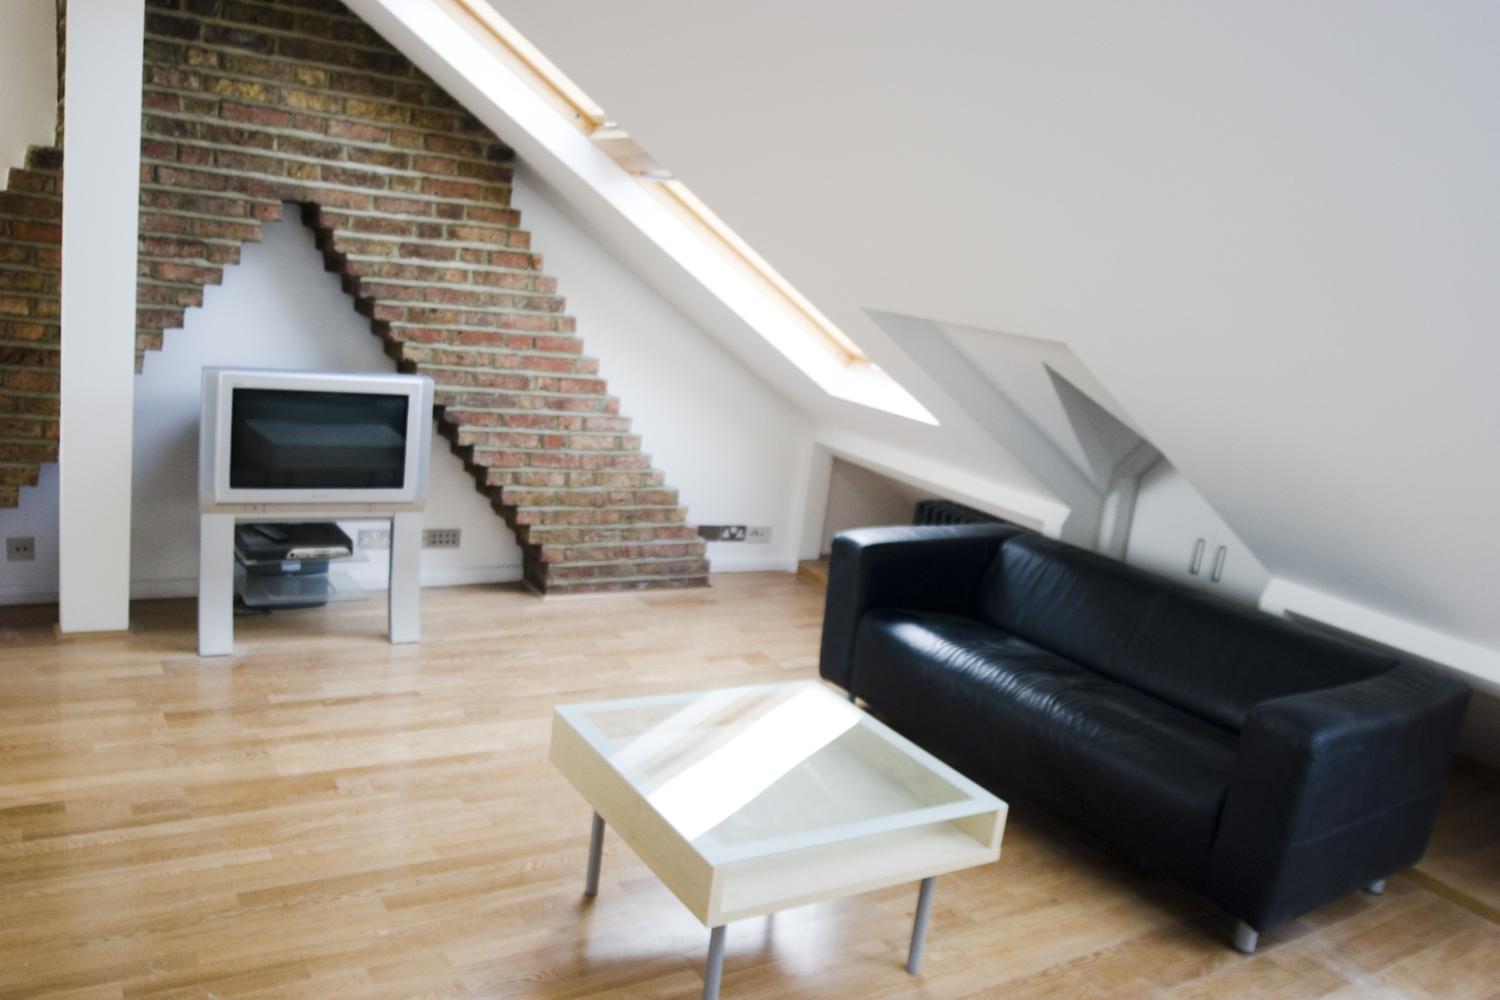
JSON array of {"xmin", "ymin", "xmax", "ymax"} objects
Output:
[{"xmin": 435, "ymin": 0, "xmax": 938, "ymax": 424}]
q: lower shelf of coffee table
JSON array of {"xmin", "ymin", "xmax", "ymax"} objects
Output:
[{"xmin": 708, "ymin": 813, "xmax": 1004, "ymax": 925}]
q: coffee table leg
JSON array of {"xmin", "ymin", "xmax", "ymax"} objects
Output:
[
  {"xmin": 584, "ymin": 811, "xmax": 605, "ymax": 897},
  {"xmin": 906, "ymin": 876, "xmax": 936, "ymax": 974},
  {"xmin": 703, "ymin": 925, "xmax": 727, "ymax": 1000}
]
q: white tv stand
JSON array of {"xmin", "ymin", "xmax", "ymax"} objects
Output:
[{"xmin": 198, "ymin": 508, "xmax": 422, "ymax": 656}]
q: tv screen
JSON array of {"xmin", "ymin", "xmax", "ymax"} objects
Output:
[{"xmin": 228, "ymin": 388, "xmax": 410, "ymax": 489}]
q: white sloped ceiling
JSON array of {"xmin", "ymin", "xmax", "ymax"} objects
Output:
[{"xmin": 486, "ymin": 1, "xmax": 1500, "ymax": 676}]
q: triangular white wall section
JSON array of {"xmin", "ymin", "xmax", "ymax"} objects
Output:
[
  {"xmin": 483, "ymin": 0, "xmax": 1500, "ymax": 692},
  {"xmin": 132, "ymin": 215, "xmax": 524, "ymax": 595}
]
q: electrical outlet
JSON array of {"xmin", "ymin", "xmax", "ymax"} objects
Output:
[
  {"xmin": 422, "ymin": 527, "xmax": 461, "ymax": 549},
  {"xmin": 697, "ymin": 525, "xmax": 750, "ymax": 542},
  {"xmin": 358, "ymin": 528, "xmax": 390, "ymax": 550},
  {"xmin": 6, "ymin": 537, "xmax": 35, "ymax": 562},
  {"xmin": 746, "ymin": 526, "xmax": 772, "ymax": 544}
]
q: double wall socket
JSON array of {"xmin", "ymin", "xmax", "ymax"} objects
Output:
[
  {"xmin": 6, "ymin": 536, "xmax": 35, "ymax": 562},
  {"xmin": 359, "ymin": 527, "xmax": 461, "ymax": 550},
  {"xmin": 422, "ymin": 528, "xmax": 461, "ymax": 549},
  {"xmin": 697, "ymin": 525, "xmax": 772, "ymax": 544}
]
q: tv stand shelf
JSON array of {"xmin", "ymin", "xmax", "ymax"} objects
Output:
[{"xmin": 198, "ymin": 508, "xmax": 421, "ymax": 656}]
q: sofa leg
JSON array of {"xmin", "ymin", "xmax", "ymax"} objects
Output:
[
  {"xmin": 845, "ymin": 690, "xmax": 856, "ymax": 703},
  {"xmin": 1365, "ymin": 878, "xmax": 1387, "ymax": 895},
  {"xmin": 1232, "ymin": 921, "xmax": 1259, "ymax": 954}
]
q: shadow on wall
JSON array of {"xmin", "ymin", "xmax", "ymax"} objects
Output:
[{"xmin": 820, "ymin": 458, "xmax": 937, "ymax": 553}]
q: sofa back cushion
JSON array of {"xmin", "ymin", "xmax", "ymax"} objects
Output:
[
  {"xmin": 977, "ymin": 534, "xmax": 1392, "ymax": 730},
  {"xmin": 976, "ymin": 533, "xmax": 1154, "ymax": 678}
]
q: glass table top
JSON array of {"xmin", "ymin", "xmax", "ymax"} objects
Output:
[{"xmin": 555, "ymin": 681, "xmax": 1001, "ymax": 865}]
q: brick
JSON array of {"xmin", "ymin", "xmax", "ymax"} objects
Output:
[
  {"xmin": 221, "ymin": 101, "xmax": 292, "ymax": 128},
  {"xmin": 221, "ymin": 1, "xmax": 295, "ymax": 31},
  {"xmin": 327, "ymin": 119, "xmax": 386, "ymax": 143},
  {"xmin": 209, "ymin": 77, "xmax": 275, "ymax": 102},
  {"xmin": 423, "ymin": 134, "xmax": 484, "ymax": 159},
  {"xmin": 146, "ymin": 12, "xmax": 202, "ymax": 40},
  {"xmin": 213, "ymin": 149, "xmax": 285, "ymax": 175},
  {"xmin": 319, "ymin": 165, "xmax": 386, "ymax": 189},
  {"xmin": 346, "ymin": 147, "xmax": 410, "ymax": 171},
  {"xmin": 281, "ymin": 88, "xmax": 343, "ymax": 114},
  {"xmin": 142, "ymin": 190, "xmax": 246, "ymax": 218},
  {"xmin": 327, "ymin": 70, "xmax": 396, "ymax": 101},
  {"xmin": 150, "ymin": 261, "xmax": 224, "ymax": 285},
  {"xmin": 275, "ymin": 134, "xmax": 342, "ymax": 158},
  {"xmin": 200, "ymin": 123, "xmax": 271, "ymax": 149},
  {"xmin": 344, "ymin": 98, "xmax": 407, "ymax": 125},
  {"xmin": 8, "ymin": 221, "xmax": 60, "ymax": 244},
  {"xmin": 3, "ymin": 369, "xmax": 58, "ymax": 392},
  {"xmin": 203, "ymin": 24, "xmax": 274, "ymax": 54},
  {"xmin": 185, "ymin": 46, "xmax": 220, "ymax": 68},
  {"xmin": 0, "ymin": 461, "xmax": 46, "ymax": 485}
]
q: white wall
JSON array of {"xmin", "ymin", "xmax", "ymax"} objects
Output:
[
  {"xmin": 0, "ymin": 0, "xmax": 57, "ymax": 171},
  {"xmin": 511, "ymin": 166, "xmax": 813, "ymax": 572},
  {"xmin": 0, "ymin": 463, "xmax": 59, "ymax": 605},
  {"xmin": 820, "ymin": 458, "xmax": 929, "ymax": 553},
  {"xmin": 1125, "ymin": 460, "xmax": 1270, "ymax": 604}
]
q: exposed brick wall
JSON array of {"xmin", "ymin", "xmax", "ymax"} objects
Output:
[
  {"xmin": 0, "ymin": 0, "xmax": 708, "ymax": 593},
  {"xmin": 0, "ymin": 148, "xmax": 63, "ymax": 510}
]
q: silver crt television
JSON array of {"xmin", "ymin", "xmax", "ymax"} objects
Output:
[{"xmin": 199, "ymin": 367, "xmax": 434, "ymax": 514}]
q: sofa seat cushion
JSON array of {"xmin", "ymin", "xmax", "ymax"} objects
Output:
[{"xmin": 853, "ymin": 609, "xmax": 1239, "ymax": 887}]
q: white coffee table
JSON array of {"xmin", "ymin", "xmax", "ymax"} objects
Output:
[{"xmin": 549, "ymin": 681, "xmax": 1007, "ymax": 999}]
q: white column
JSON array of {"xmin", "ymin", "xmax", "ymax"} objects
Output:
[
  {"xmin": 197, "ymin": 513, "xmax": 236, "ymax": 656},
  {"xmin": 57, "ymin": 0, "xmax": 145, "ymax": 632},
  {"xmin": 388, "ymin": 511, "xmax": 423, "ymax": 643}
]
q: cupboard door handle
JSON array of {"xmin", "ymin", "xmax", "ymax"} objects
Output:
[
  {"xmin": 1189, "ymin": 539, "xmax": 1206, "ymax": 575},
  {"xmin": 1211, "ymin": 545, "xmax": 1228, "ymax": 583}
]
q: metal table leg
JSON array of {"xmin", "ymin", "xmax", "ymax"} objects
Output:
[
  {"xmin": 584, "ymin": 811, "xmax": 605, "ymax": 897},
  {"xmin": 906, "ymin": 876, "xmax": 936, "ymax": 974},
  {"xmin": 703, "ymin": 925, "xmax": 727, "ymax": 1000}
]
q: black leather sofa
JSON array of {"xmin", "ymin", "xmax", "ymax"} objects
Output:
[{"xmin": 819, "ymin": 524, "xmax": 1471, "ymax": 951}]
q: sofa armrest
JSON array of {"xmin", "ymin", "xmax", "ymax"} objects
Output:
[
  {"xmin": 1207, "ymin": 663, "xmax": 1471, "ymax": 930},
  {"xmin": 818, "ymin": 524, "xmax": 1021, "ymax": 691}
]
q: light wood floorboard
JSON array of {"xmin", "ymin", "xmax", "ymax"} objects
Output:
[{"xmin": 0, "ymin": 575, "xmax": 1496, "ymax": 999}]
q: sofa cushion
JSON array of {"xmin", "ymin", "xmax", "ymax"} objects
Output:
[
  {"xmin": 975, "ymin": 533, "xmax": 1153, "ymax": 681},
  {"xmin": 853, "ymin": 609, "xmax": 1238, "ymax": 887},
  {"xmin": 978, "ymin": 534, "xmax": 1392, "ymax": 731}
]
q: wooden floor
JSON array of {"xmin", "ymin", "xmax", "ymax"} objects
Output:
[{"xmin": 1, "ymin": 574, "xmax": 1497, "ymax": 1000}]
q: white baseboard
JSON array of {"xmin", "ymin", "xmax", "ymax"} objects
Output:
[
  {"xmin": 704, "ymin": 550, "xmax": 799, "ymax": 573},
  {"xmin": 0, "ymin": 585, "xmax": 60, "ymax": 607},
  {"xmin": 341, "ymin": 563, "xmax": 525, "ymax": 590},
  {"xmin": 111, "ymin": 563, "xmax": 525, "ymax": 603},
  {"xmin": 0, "ymin": 556, "xmax": 791, "ymax": 609}
]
